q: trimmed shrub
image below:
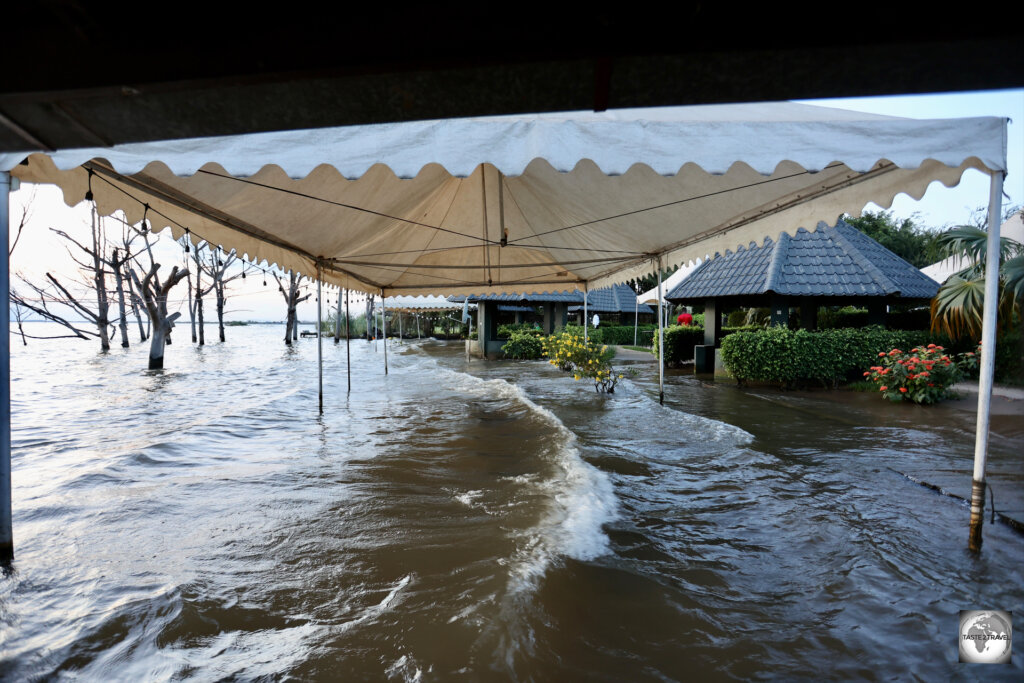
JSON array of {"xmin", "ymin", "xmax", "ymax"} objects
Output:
[
  {"xmin": 596, "ymin": 324, "xmax": 657, "ymax": 346},
  {"xmin": 497, "ymin": 322, "xmax": 539, "ymax": 338},
  {"xmin": 653, "ymin": 325, "xmax": 705, "ymax": 364},
  {"xmin": 502, "ymin": 330, "xmax": 545, "ymax": 359},
  {"xmin": 652, "ymin": 324, "xmax": 762, "ymax": 366},
  {"xmin": 720, "ymin": 325, "xmax": 937, "ymax": 388}
]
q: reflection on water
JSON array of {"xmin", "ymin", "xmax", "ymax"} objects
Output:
[{"xmin": 1, "ymin": 325, "xmax": 1022, "ymax": 681}]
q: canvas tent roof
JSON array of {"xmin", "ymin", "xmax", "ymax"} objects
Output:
[{"xmin": 4, "ymin": 102, "xmax": 1007, "ymax": 297}]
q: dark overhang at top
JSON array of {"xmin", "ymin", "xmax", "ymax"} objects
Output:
[{"xmin": 3, "ymin": 5, "xmax": 1022, "ymax": 155}]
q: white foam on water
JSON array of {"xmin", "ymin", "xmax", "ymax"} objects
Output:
[
  {"xmin": 385, "ymin": 654, "xmax": 424, "ymax": 682},
  {"xmin": 436, "ymin": 368, "xmax": 619, "ymax": 592},
  {"xmin": 335, "ymin": 574, "xmax": 414, "ymax": 634}
]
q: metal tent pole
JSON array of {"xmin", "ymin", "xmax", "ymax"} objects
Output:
[
  {"xmin": 583, "ymin": 282, "xmax": 589, "ymax": 345},
  {"xmin": 317, "ymin": 264, "xmax": 323, "ymax": 415},
  {"xmin": 381, "ymin": 290, "xmax": 388, "ymax": 375},
  {"xmin": 969, "ymin": 171, "xmax": 1005, "ymax": 552},
  {"xmin": 657, "ymin": 258, "xmax": 665, "ymax": 405},
  {"xmin": 1, "ymin": 172, "xmax": 13, "ymax": 561},
  {"xmin": 345, "ymin": 288, "xmax": 351, "ymax": 393},
  {"xmin": 416, "ymin": 313, "xmax": 421, "ymax": 338}
]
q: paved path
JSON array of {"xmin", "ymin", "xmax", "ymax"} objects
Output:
[{"xmin": 612, "ymin": 345, "xmax": 656, "ymax": 362}]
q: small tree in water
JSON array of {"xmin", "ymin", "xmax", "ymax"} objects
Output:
[
  {"xmin": 275, "ymin": 271, "xmax": 311, "ymax": 345},
  {"xmin": 130, "ymin": 261, "xmax": 189, "ymax": 369}
]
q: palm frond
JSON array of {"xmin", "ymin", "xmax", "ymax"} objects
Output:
[
  {"xmin": 930, "ymin": 274, "xmax": 986, "ymax": 338},
  {"xmin": 935, "ymin": 225, "xmax": 1021, "ymax": 267},
  {"xmin": 1002, "ymin": 253, "xmax": 1024, "ymax": 303}
]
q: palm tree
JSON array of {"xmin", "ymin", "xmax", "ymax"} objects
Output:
[{"xmin": 930, "ymin": 216, "xmax": 1024, "ymax": 338}]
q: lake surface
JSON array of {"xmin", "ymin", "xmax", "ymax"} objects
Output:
[{"xmin": 2, "ymin": 324, "xmax": 1022, "ymax": 680}]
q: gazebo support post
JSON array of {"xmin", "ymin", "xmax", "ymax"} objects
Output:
[
  {"xmin": 770, "ymin": 294, "xmax": 788, "ymax": 327},
  {"xmin": 2, "ymin": 172, "xmax": 14, "ymax": 562},
  {"xmin": 345, "ymin": 288, "xmax": 351, "ymax": 394},
  {"xmin": 969, "ymin": 171, "xmax": 1005, "ymax": 552},
  {"xmin": 316, "ymin": 263, "xmax": 323, "ymax": 415},
  {"xmin": 634, "ymin": 288, "xmax": 639, "ymax": 347},
  {"xmin": 657, "ymin": 258, "xmax": 665, "ymax": 405},
  {"xmin": 800, "ymin": 297, "xmax": 818, "ymax": 330},
  {"xmin": 381, "ymin": 289, "xmax": 388, "ymax": 375}
]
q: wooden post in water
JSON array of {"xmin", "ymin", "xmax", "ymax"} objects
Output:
[
  {"xmin": 381, "ymin": 289, "xmax": 388, "ymax": 375},
  {"xmin": 969, "ymin": 171, "xmax": 1005, "ymax": 552},
  {"xmin": 345, "ymin": 288, "xmax": 351, "ymax": 393},
  {"xmin": 657, "ymin": 258, "xmax": 665, "ymax": 405},
  {"xmin": 1, "ymin": 172, "xmax": 14, "ymax": 561},
  {"xmin": 316, "ymin": 263, "xmax": 323, "ymax": 415}
]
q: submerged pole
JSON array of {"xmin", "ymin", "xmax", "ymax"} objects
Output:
[
  {"xmin": 317, "ymin": 264, "xmax": 323, "ymax": 415},
  {"xmin": 969, "ymin": 171, "xmax": 1005, "ymax": 552},
  {"xmin": 657, "ymin": 258, "xmax": 665, "ymax": 405},
  {"xmin": 345, "ymin": 288, "xmax": 351, "ymax": 393},
  {"xmin": 2, "ymin": 172, "xmax": 13, "ymax": 561},
  {"xmin": 381, "ymin": 289, "xmax": 388, "ymax": 375}
]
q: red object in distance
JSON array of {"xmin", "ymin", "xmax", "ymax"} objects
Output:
[{"xmin": 677, "ymin": 312, "xmax": 693, "ymax": 326}]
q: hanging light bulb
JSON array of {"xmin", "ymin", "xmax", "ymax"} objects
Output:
[
  {"xmin": 85, "ymin": 169, "xmax": 94, "ymax": 202},
  {"xmin": 184, "ymin": 228, "xmax": 191, "ymax": 253},
  {"xmin": 140, "ymin": 204, "xmax": 149, "ymax": 234}
]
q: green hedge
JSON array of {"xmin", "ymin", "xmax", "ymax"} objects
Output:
[
  {"xmin": 651, "ymin": 325, "xmax": 759, "ymax": 365},
  {"xmin": 720, "ymin": 325, "xmax": 937, "ymax": 388},
  {"xmin": 596, "ymin": 324, "xmax": 657, "ymax": 346}
]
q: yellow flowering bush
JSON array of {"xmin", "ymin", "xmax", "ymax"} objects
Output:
[{"xmin": 541, "ymin": 330, "xmax": 626, "ymax": 393}]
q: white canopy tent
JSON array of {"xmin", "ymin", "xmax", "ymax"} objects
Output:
[
  {"xmin": 638, "ymin": 260, "xmax": 702, "ymax": 305},
  {"xmin": 1, "ymin": 101, "xmax": 1009, "ymax": 557}
]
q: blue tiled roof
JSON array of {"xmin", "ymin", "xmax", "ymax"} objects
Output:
[
  {"xmin": 449, "ymin": 284, "xmax": 653, "ymax": 313},
  {"xmin": 569, "ymin": 283, "xmax": 654, "ymax": 314},
  {"xmin": 665, "ymin": 219, "xmax": 939, "ymax": 301}
]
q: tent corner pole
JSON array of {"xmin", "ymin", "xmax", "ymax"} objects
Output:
[
  {"xmin": 1, "ymin": 171, "xmax": 13, "ymax": 562},
  {"xmin": 969, "ymin": 170, "xmax": 1005, "ymax": 552},
  {"xmin": 345, "ymin": 289, "xmax": 351, "ymax": 394},
  {"xmin": 657, "ymin": 257, "xmax": 665, "ymax": 406},
  {"xmin": 381, "ymin": 289, "xmax": 388, "ymax": 375},
  {"xmin": 316, "ymin": 263, "xmax": 323, "ymax": 416}
]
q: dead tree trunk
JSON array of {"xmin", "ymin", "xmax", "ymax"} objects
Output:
[
  {"xmin": 130, "ymin": 262, "xmax": 189, "ymax": 369},
  {"xmin": 109, "ymin": 248, "xmax": 131, "ymax": 347},
  {"xmin": 275, "ymin": 271, "xmax": 311, "ymax": 345}
]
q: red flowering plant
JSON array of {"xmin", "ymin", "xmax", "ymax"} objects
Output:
[{"xmin": 863, "ymin": 343, "xmax": 979, "ymax": 404}]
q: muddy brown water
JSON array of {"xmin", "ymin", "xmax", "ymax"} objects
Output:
[{"xmin": 2, "ymin": 326, "xmax": 1022, "ymax": 680}]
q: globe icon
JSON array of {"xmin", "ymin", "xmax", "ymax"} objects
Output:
[{"xmin": 959, "ymin": 611, "xmax": 1012, "ymax": 664}]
